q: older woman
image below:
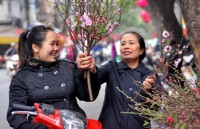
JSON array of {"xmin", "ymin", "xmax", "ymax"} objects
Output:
[{"xmin": 78, "ymin": 31, "xmax": 161, "ymax": 129}]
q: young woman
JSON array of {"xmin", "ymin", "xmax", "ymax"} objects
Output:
[
  {"xmin": 78, "ymin": 31, "xmax": 161, "ymax": 129},
  {"xmin": 7, "ymin": 25, "xmax": 100, "ymax": 129}
]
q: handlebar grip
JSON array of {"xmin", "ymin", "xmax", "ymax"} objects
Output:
[{"xmin": 12, "ymin": 104, "xmax": 35, "ymax": 111}]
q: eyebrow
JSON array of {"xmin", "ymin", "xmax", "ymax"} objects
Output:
[
  {"xmin": 121, "ymin": 40, "xmax": 135, "ymax": 42},
  {"xmin": 47, "ymin": 40, "xmax": 58, "ymax": 44}
]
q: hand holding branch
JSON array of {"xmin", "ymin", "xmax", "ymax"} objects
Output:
[
  {"xmin": 143, "ymin": 74, "xmax": 156, "ymax": 91},
  {"xmin": 76, "ymin": 53, "xmax": 96, "ymax": 73}
]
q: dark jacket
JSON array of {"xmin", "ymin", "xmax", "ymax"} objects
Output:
[
  {"xmin": 7, "ymin": 59, "xmax": 100, "ymax": 129},
  {"xmin": 98, "ymin": 60, "xmax": 161, "ymax": 129}
]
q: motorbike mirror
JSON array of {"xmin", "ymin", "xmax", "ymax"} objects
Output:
[{"xmin": 39, "ymin": 103, "xmax": 55, "ymax": 115}]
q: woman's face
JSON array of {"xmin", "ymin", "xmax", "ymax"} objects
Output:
[
  {"xmin": 33, "ymin": 31, "xmax": 59, "ymax": 63},
  {"xmin": 120, "ymin": 33, "xmax": 144, "ymax": 62}
]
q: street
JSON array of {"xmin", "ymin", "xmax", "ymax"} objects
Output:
[{"xmin": 0, "ymin": 69, "xmax": 105, "ymax": 129}]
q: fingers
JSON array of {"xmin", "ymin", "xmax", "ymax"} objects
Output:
[
  {"xmin": 76, "ymin": 53, "xmax": 91, "ymax": 64},
  {"xmin": 89, "ymin": 58, "xmax": 97, "ymax": 73},
  {"xmin": 76, "ymin": 53, "xmax": 90, "ymax": 65},
  {"xmin": 76, "ymin": 53, "xmax": 96, "ymax": 72},
  {"xmin": 143, "ymin": 81, "xmax": 153, "ymax": 90},
  {"xmin": 146, "ymin": 74, "xmax": 156, "ymax": 84},
  {"xmin": 143, "ymin": 74, "xmax": 156, "ymax": 91}
]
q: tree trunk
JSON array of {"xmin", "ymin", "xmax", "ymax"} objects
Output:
[
  {"xmin": 179, "ymin": 0, "xmax": 200, "ymax": 78},
  {"xmin": 147, "ymin": 0, "xmax": 186, "ymax": 46},
  {"xmin": 36, "ymin": 0, "xmax": 54, "ymax": 24}
]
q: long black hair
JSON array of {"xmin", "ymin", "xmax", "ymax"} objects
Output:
[
  {"xmin": 18, "ymin": 25, "xmax": 54, "ymax": 69},
  {"xmin": 120, "ymin": 31, "xmax": 146, "ymax": 61}
]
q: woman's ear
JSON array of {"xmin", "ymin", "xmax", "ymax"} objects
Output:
[
  {"xmin": 140, "ymin": 48, "xmax": 144, "ymax": 55},
  {"xmin": 32, "ymin": 44, "xmax": 39, "ymax": 53}
]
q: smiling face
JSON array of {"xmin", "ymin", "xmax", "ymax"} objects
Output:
[
  {"xmin": 120, "ymin": 33, "xmax": 144, "ymax": 63},
  {"xmin": 32, "ymin": 31, "xmax": 59, "ymax": 63}
]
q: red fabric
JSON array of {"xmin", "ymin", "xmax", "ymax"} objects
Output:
[{"xmin": 87, "ymin": 119, "xmax": 102, "ymax": 129}]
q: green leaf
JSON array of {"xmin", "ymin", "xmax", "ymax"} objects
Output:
[
  {"xmin": 100, "ymin": 28, "xmax": 107, "ymax": 34},
  {"xmin": 59, "ymin": 5, "xmax": 67, "ymax": 12},
  {"xmin": 180, "ymin": 123, "xmax": 187, "ymax": 129},
  {"xmin": 150, "ymin": 102, "xmax": 155, "ymax": 108},
  {"xmin": 165, "ymin": 39, "xmax": 170, "ymax": 45},
  {"xmin": 143, "ymin": 120, "xmax": 150, "ymax": 127}
]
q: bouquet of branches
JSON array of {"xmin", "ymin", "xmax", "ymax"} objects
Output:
[
  {"xmin": 118, "ymin": 30, "xmax": 200, "ymax": 129},
  {"xmin": 54, "ymin": 0, "xmax": 123, "ymax": 100}
]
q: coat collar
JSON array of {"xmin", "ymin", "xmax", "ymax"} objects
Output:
[
  {"xmin": 26, "ymin": 57, "xmax": 57, "ymax": 68},
  {"xmin": 117, "ymin": 60, "xmax": 147, "ymax": 74}
]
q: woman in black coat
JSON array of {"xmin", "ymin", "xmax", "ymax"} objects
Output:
[
  {"xmin": 78, "ymin": 31, "xmax": 161, "ymax": 129},
  {"xmin": 7, "ymin": 25, "xmax": 100, "ymax": 129}
]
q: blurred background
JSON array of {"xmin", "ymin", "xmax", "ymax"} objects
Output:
[
  {"xmin": 0, "ymin": 0, "xmax": 198, "ymax": 128},
  {"xmin": 0, "ymin": 0, "xmax": 190, "ymax": 68}
]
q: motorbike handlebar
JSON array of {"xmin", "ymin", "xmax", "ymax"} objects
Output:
[
  {"xmin": 12, "ymin": 103, "xmax": 35, "ymax": 111},
  {"xmin": 12, "ymin": 111, "xmax": 38, "ymax": 116}
]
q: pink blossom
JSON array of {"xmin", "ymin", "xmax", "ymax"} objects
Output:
[
  {"xmin": 106, "ymin": 23, "xmax": 111, "ymax": 30},
  {"xmin": 167, "ymin": 53, "xmax": 170, "ymax": 56},
  {"xmin": 159, "ymin": 57, "xmax": 163, "ymax": 63},
  {"xmin": 108, "ymin": 24, "xmax": 113, "ymax": 33},
  {"xmin": 66, "ymin": 18, "xmax": 71, "ymax": 26},
  {"xmin": 161, "ymin": 39, "xmax": 165, "ymax": 43},
  {"xmin": 75, "ymin": 12, "xmax": 80, "ymax": 16},
  {"xmin": 136, "ymin": 0, "xmax": 149, "ymax": 8},
  {"xmin": 106, "ymin": 23, "xmax": 113, "ymax": 33},
  {"xmin": 162, "ymin": 30, "xmax": 170, "ymax": 38},
  {"xmin": 191, "ymin": 88, "xmax": 200, "ymax": 98},
  {"xmin": 195, "ymin": 118, "xmax": 200, "ymax": 125},
  {"xmin": 114, "ymin": 22, "xmax": 119, "ymax": 27},
  {"xmin": 79, "ymin": 17, "xmax": 83, "ymax": 21},
  {"xmin": 117, "ymin": 8, "xmax": 122, "ymax": 13},
  {"xmin": 178, "ymin": 51, "xmax": 183, "ymax": 55},
  {"xmin": 81, "ymin": 13, "xmax": 92, "ymax": 28},
  {"xmin": 166, "ymin": 116, "xmax": 174, "ymax": 123},
  {"xmin": 140, "ymin": 10, "xmax": 151, "ymax": 23},
  {"xmin": 106, "ymin": 23, "xmax": 114, "ymax": 33},
  {"xmin": 174, "ymin": 58, "xmax": 182, "ymax": 68},
  {"xmin": 164, "ymin": 45, "xmax": 172, "ymax": 53}
]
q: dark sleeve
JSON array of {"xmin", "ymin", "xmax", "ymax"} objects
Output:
[
  {"xmin": 7, "ymin": 76, "xmax": 30, "ymax": 129},
  {"xmin": 97, "ymin": 61, "xmax": 111, "ymax": 84},
  {"xmin": 74, "ymin": 64, "xmax": 101, "ymax": 101},
  {"xmin": 154, "ymin": 73, "xmax": 162, "ymax": 91},
  {"xmin": 18, "ymin": 122, "xmax": 34, "ymax": 129}
]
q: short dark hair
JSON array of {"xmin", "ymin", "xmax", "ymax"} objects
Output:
[{"xmin": 120, "ymin": 31, "xmax": 146, "ymax": 61}]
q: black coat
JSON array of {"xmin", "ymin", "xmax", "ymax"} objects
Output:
[
  {"xmin": 7, "ymin": 60, "xmax": 100, "ymax": 129},
  {"xmin": 98, "ymin": 60, "xmax": 161, "ymax": 129}
]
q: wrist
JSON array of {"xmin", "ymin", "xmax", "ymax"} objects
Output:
[{"xmin": 90, "ymin": 67, "xmax": 96, "ymax": 73}]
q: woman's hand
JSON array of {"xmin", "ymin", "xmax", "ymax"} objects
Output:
[
  {"xmin": 76, "ymin": 53, "xmax": 96, "ymax": 73},
  {"xmin": 143, "ymin": 74, "xmax": 156, "ymax": 91}
]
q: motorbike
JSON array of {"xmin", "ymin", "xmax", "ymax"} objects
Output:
[
  {"xmin": 11, "ymin": 103, "xmax": 102, "ymax": 129},
  {"xmin": 5, "ymin": 54, "xmax": 19, "ymax": 77}
]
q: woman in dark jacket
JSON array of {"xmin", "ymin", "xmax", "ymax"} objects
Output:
[
  {"xmin": 7, "ymin": 25, "xmax": 100, "ymax": 129},
  {"xmin": 78, "ymin": 31, "xmax": 161, "ymax": 129}
]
